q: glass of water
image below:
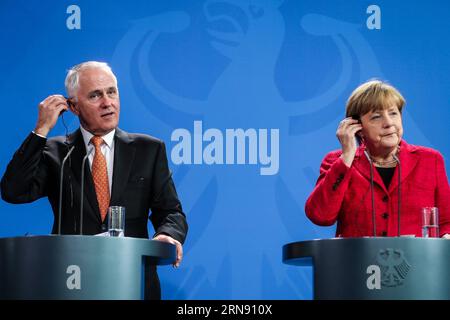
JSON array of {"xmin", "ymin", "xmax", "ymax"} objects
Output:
[
  {"xmin": 422, "ymin": 207, "xmax": 439, "ymax": 238},
  {"xmin": 108, "ymin": 206, "xmax": 125, "ymax": 237}
]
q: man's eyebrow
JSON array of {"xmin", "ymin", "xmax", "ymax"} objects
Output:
[
  {"xmin": 87, "ymin": 87, "xmax": 117, "ymax": 96},
  {"xmin": 88, "ymin": 89, "xmax": 102, "ymax": 96}
]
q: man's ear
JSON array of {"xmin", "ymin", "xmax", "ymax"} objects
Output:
[{"xmin": 68, "ymin": 100, "xmax": 80, "ymax": 116}]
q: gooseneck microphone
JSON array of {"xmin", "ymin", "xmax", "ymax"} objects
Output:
[
  {"xmin": 58, "ymin": 145, "xmax": 76, "ymax": 235},
  {"xmin": 364, "ymin": 150, "xmax": 377, "ymax": 237},
  {"xmin": 79, "ymin": 147, "xmax": 94, "ymax": 235},
  {"xmin": 393, "ymin": 154, "xmax": 401, "ymax": 237}
]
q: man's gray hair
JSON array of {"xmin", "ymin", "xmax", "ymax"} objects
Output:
[{"xmin": 65, "ymin": 61, "xmax": 117, "ymax": 100}]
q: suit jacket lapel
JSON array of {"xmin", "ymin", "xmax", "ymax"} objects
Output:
[
  {"xmin": 388, "ymin": 140, "xmax": 419, "ymax": 193},
  {"xmin": 110, "ymin": 128, "xmax": 135, "ymax": 206},
  {"xmin": 353, "ymin": 145, "xmax": 387, "ymax": 193},
  {"xmin": 353, "ymin": 141, "xmax": 419, "ymax": 194},
  {"xmin": 67, "ymin": 129, "xmax": 102, "ymax": 224}
]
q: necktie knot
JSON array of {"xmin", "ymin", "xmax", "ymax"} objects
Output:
[{"xmin": 91, "ymin": 136, "xmax": 104, "ymax": 148}]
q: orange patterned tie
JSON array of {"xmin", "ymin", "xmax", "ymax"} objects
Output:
[{"xmin": 91, "ymin": 136, "xmax": 110, "ymax": 222}]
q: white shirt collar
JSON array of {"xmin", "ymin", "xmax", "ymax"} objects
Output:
[{"xmin": 79, "ymin": 125, "xmax": 116, "ymax": 150}]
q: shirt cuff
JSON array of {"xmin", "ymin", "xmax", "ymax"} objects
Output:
[{"xmin": 32, "ymin": 131, "xmax": 47, "ymax": 139}]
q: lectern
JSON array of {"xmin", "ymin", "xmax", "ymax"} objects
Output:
[
  {"xmin": 0, "ymin": 235, "xmax": 175, "ymax": 299},
  {"xmin": 283, "ymin": 237, "xmax": 450, "ymax": 299}
]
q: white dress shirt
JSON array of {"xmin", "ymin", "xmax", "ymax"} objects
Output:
[{"xmin": 80, "ymin": 126, "xmax": 115, "ymax": 195}]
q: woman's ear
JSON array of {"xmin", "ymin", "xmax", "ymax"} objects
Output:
[
  {"xmin": 360, "ymin": 132, "xmax": 366, "ymax": 143},
  {"xmin": 355, "ymin": 131, "xmax": 365, "ymax": 146}
]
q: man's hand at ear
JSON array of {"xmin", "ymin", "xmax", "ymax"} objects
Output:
[{"xmin": 34, "ymin": 95, "xmax": 69, "ymax": 137}]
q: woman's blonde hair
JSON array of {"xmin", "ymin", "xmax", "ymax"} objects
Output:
[{"xmin": 345, "ymin": 80, "xmax": 405, "ymax": 118}]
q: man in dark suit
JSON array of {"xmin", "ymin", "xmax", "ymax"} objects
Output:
[{"xmin": 0, "ymin": 61, "xmax": 188, "ymax": 299}]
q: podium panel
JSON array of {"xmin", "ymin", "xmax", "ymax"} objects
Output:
[
  {"xmin": 283, "ymin": 238, "xmax": 450, "ymax": 299},
  {"xmin": 0, "ymin": 235, "xmax": 175, "ymax": 299}
]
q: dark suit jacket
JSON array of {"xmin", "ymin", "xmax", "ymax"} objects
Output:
[{"xmin": 1, "ymin": 128, "xmax": 188, "ymax": 299}]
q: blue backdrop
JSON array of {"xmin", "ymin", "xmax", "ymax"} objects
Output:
[{"xmin": 1, "ymin": 0, "xmax": 449, "ymax": 299}]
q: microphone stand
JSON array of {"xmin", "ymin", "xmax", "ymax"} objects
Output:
[
  {"xmin": 393, "ymin": 154, "xmax": 401, "ymax": 237},
  {"xmin": 79, "ymin": 147, "xmax": 94, "ymax": 235},
  {"xmin": 58, "ymin": 145, "xmax": 76, "ymax": 235},
  {"xmin": 364, "ymin": 150, "xmax": 377, "ymax": 237}
]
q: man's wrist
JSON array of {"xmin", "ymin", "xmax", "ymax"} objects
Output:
[
  {"xmin": 33, "ymin": 127, "xmax": 49, "ymax": 138},
  {"xmin": 153, "ymin": 232, "xmax": 171, "ymax": 238},
  {"xmin": 32, "ymin": 130, "xmax": 47, "ymax": 139}
]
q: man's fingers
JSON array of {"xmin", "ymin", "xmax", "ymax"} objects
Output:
[
  {"xmin": 55, "ymin": 103, "xmax": 69, "ymax": 114},
  {"xmin": 153, "ymin": 234, "xmax": 172, "ymax": 243},
  {"xmin": 39, "ymin": 99, "xmax": 69, "ymax": 117},
  {"xmin": 40, "ymin": 103, "xmax": 67, "ymax": 120},
  {"xmin": 40, "ymin": 95, "xmax": 67, "ymax": 106},
  {"xmin": 44, "ymin": 97, "xmax": 69, "ymax": 110},
  {"xmin": 35, "ymin": 95, "xmax": 69, "ymax": 136},
  {"xmin": 175, "ymin": 243, "xmax": 183, "ymax": 267},
  {"xmin": 153, "ymin": 235, "xmax": 183, "ymax": 267}
]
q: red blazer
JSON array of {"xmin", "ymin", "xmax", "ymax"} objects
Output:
[{"xmin": 305, "ymin": 140, "xmax": 450, "ymax": 237}]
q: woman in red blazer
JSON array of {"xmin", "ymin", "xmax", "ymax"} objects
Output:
[{"xmin": 305, "ymin": 80, "xmax": 450, "ymax": 238}]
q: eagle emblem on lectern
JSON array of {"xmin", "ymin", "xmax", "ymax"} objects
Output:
[{"xmin": 376, "ymin": 248, "xmax": 410, "ymax": 287}]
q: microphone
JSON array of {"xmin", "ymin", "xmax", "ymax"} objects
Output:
[
  {"xmin": 58, "ymin": 145, "xmax": 76, "ymax": 235},
  {"xmin": 79, "ymin": 146, "xmax": 94, "ymax": 235},
  {"xmin": 393, "ymin": 154, "xmax": 401, "ymax": 237},
  {"xmin": 364, "ymin": 150, "xmax": 377, "ymax": 237}
]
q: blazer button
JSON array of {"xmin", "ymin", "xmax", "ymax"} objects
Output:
[
  {"xmin": 101, "ymin": 224, "xmax": 107, "ymax": 232},
  {"xmin": 332, "ymin": 183, "xmax": 338, "ymax": 191},
  {"xmin": 381, "ymin": 231, "xmax": 387, "ymax": 237},
  {"xmin": 382, "ymin": 195, "xmax": 389, "ymax": 202},
  {"xmin": 382, "ymin": 213, "xmax": 389, "ymax": 219}
]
